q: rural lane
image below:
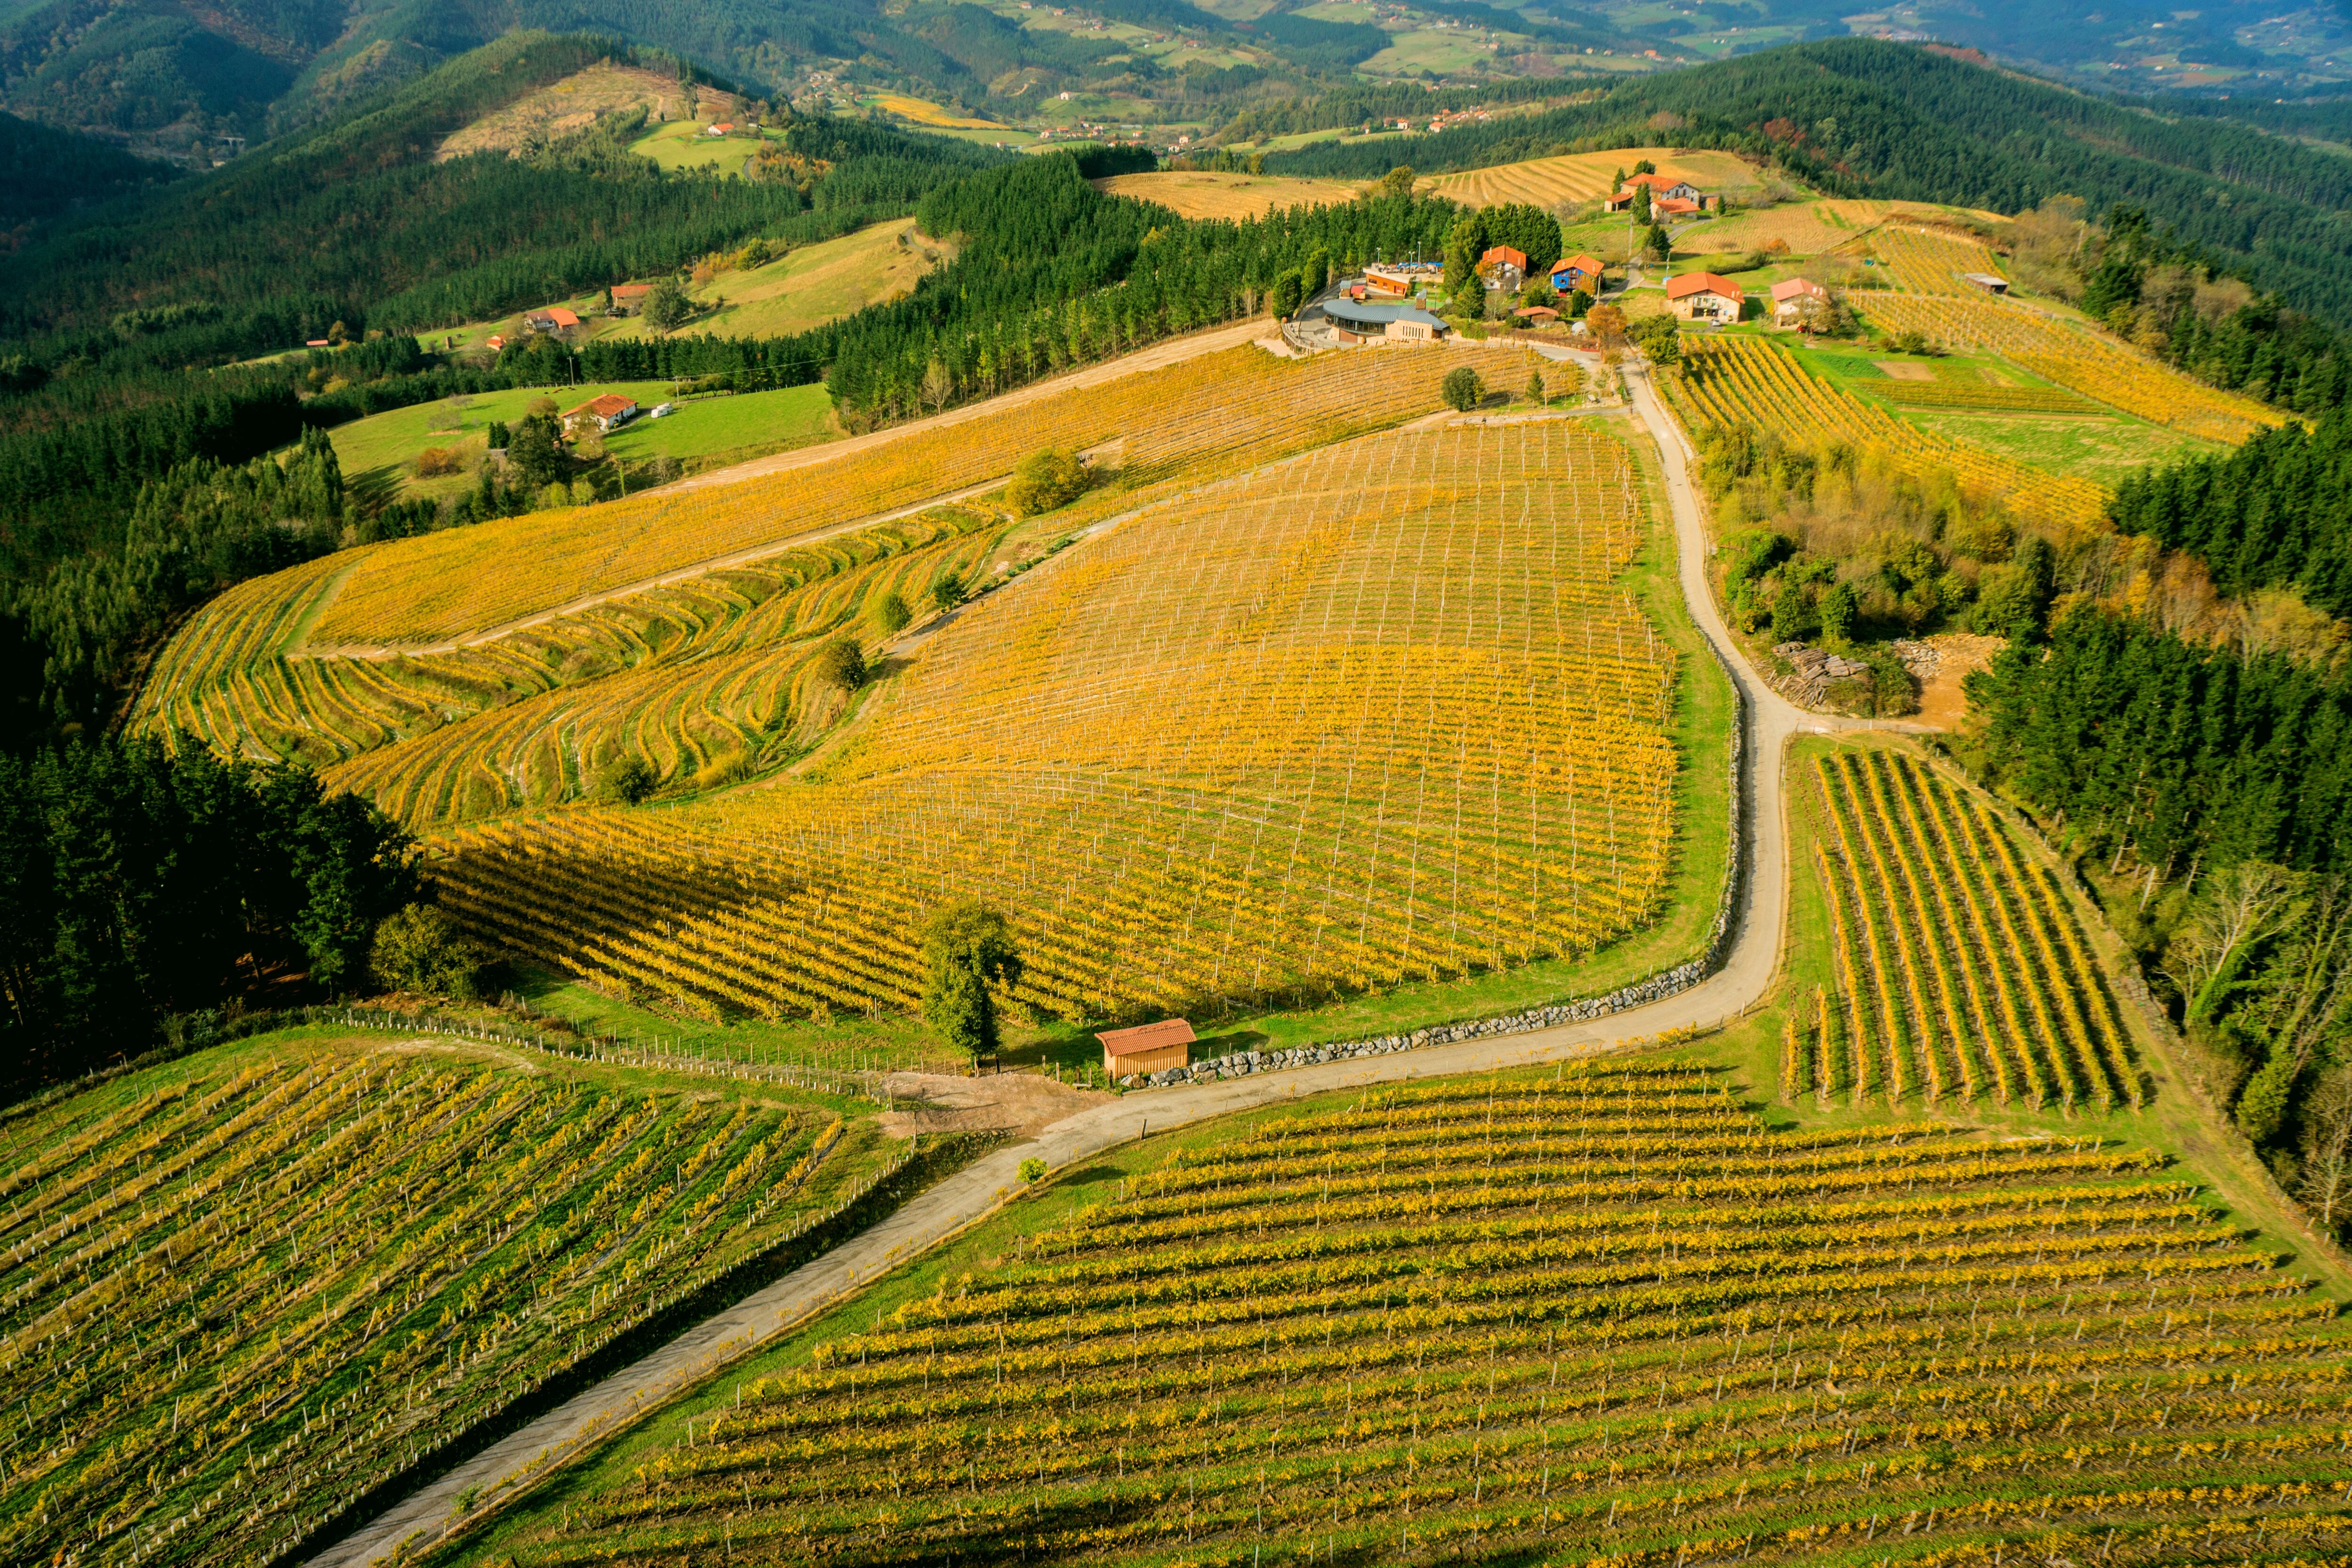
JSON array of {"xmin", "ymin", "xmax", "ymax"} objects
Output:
[
  {"xmin": 294, "ymin": 318, "xmax": 1272, "ymax": 660},
  {"xmin": 309, "ymin": 357, "xmax": 1845, "ymax": 1567}
]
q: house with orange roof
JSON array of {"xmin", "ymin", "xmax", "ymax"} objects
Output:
[
  {"xmin": 563, "ymin": 393, "xmax": 638, "ymax": 436},
  {"xmin": 1665, "ymin": 272, "xmax": 1744, "ymax": 323},
  {"xmin": 1550, "ymin": 253, "xmax": 1606, "ymax": 293},
  {"xmin": 1606, "ymin": 173, "xmax": 1718, "ymax": 213},
  {"xmin": 1771, "ymin": 276, "xmax": 1828, "ymax": 326},
  {"xmin": 1477, "ymin": 244, "xmax": 1527, "ymax": 290}
]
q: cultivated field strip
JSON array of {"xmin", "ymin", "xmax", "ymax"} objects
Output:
[
  {"xmin": 1672, "ymin": 335, "xmax": 2110, "ymax": 533},
  {"xmin": 1843, "ymin": 223, "xmax": 2009, "ymax": 296},
  {"xmin": 1804, "ymin": 750, "xmax": 2140, "ymax": 1112},
  {"xmin": 134, "ymin": 507, "xmax": 1001, "ymax": 803},
  {"xmin": 305, "ymin": 343, "xmax": 1552, "ymax": 647},
  {"xmin": 1874, "ymin": 379, "xmax": 2095, "ymax": 413},
  {"xmin": 0, "ymin": 1053, "xmax": 864, "ymax": 1568},
  {"xmin": 478, "ymin": 1065, "xmax": 2352, "ymax": 1568},
  {"xmin": 432, "ymin": 419, "xmax": 1676, "ymax": 1025},
  {"xmin": 1852, "ymin": 281, "xmax": 2285, "ymax": 445},
  {"xmin": 1420, "ymin": 147, "xmax": 1755, "ymax": 209}
]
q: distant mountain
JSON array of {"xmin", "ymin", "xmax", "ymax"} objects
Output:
[{"xmin": 0, "ymin": 0, "xmax": 1461, "ymax": 157}]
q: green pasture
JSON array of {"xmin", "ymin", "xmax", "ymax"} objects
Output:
[
  {"xmin": 606, "ymin": 384, "xmax": 838, "ymax": 464},
  {"xmin": 325, "ymin": 382, "xmax": 668, "ymax": 497},
  {"xmin": 627, "ymin": 117, "xmax": 779, "ymax": 173},
  {"xmin": 324, "ymin": 382, "xmax": 838, "ymax": 501}
]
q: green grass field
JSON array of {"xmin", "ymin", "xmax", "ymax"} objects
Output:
[
  {"xmin": 606, "ymin": 384, "xmax": 839, "ymax": 464},
  {"xmin": 1775, "ymin": 340, "xmax": 2221, "ymax": 484},
  {"xmin": 1896, "ymin": 408, "xmax": 2222, "ymax": 484},
  {"xmin": 627, "ymin": 117, "xmax": 779, "ymax": 173},
  {"xmin": 326, "ymin": 382, "xmax": 671, "ymax": 496},
  {"xmin": 325, "ymin": 382, "xmax": 838, "ymax": 501},
  {"xmin": 1362, "ymin": 28, "xmax": 1502, "ymax": 74},
  {"xmin": 598, "ymin": 221, "xmax": 941, "ymax": 344}
]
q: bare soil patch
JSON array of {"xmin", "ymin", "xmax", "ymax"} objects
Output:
[
  {"xmin": 1913, "ymin": 632, "xmax": 2005, "ymax": 729},
  {"xmin": 436, "ymin": 64, "xmax": 743, "ymax": 161},
  {"xmin": 1875, "ymin": 360, "xmax": 1934, "ymax": 380},
  {"xmin": 875, "ymin": 1070, "xmax": 1110, "ymax": 1140}
]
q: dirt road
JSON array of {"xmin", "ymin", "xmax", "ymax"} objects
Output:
[
  {"xmin": 305, "ymin": 357, "xmax": 1852, "ymax": 1568},
  {"xmin": 294, "ymin": 319, "xmax": 1273, "ymax": 660}
]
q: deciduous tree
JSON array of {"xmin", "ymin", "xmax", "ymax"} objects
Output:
[{"xmin": 919, "ymin": 900, "xmax": 1023, "ymax": 1063}]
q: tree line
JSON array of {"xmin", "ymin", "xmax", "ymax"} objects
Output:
[
  {"xmin": 1966, "ymin": 609, "xmax": 2351, "ymax": 1227},
  {"xmin": 0, "ymin": 736, "xmax": 422, "ymax": 1097},
  {"xmin": 2108, "ymin": 406, "xmax": 2352, "ymax": 621},
  {"xmin": 813, "ymin": 154, "xmax": 1464, "ymax": 423}
]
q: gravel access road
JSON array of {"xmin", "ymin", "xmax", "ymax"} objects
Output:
[{"xmin": 309, "ymin": 353, "xmax": 1851, "ymax": 1568}]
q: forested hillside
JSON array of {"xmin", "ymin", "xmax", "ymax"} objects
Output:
[
  {"xmin": 0, "ymin": 110, "xmax": 179, "ymax": 228},
  {"xmin": 0, "ymin": 32, "xmax": 1010, "ymax": 742},
  {"xmin": 2108, "ymin": 411, "xmax": 2352, "ymax": 621}
]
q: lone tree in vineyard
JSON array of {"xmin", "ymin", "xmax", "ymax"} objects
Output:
[
  {"xmin": 919, "ymin": 900, "xmax": 1023, "ymax": 1063},
  {"xmin": 813, "ymin": 636, "xmax": 866, "ymax": 692}
]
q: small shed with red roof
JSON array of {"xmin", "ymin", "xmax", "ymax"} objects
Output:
[{"xmin": 1097, "ymin": 1019, "xmax": 1195, "ymax": 1079}]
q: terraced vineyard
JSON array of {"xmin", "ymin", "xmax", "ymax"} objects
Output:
[
  {"xmin": 433, "ymin": 419, "xmax": 1680, "ymax": 1025},
  {"xmin": 460, "ymin": 1064, "xmax": 2352, "ymax": 1568},
  {"xmin": 1420, "ymin": 147, "xmax": 1756, "ymax": 209},
  {"xmin": 302, "ymin": 342, "xmax": 1550, "ymax": 649},
  {"xmin": 135, "ymin": 343, "xmax": 1563, "ymax": 825},
  {"xmin": 0, "ymin": 1045, "xmax": 894, "ymax": 1568},
  {"xmin": 134, "ymin": 507, "xmax": 1001, "ymax": 795},
  {"xmin": 1673, "ymin": 336, "xmax": 2109, "ymax": 533},
  {"xmin": 1801, "ymin": 748, "xmax": 2140, "ymax": 1112}
]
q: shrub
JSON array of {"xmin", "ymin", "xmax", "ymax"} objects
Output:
[
  {"xmin": 813, "ymin": 636, "xmax": 867, "ymax": 692},
  {"xmin": 868, "ymin": 588, "xmax": 912, "ymax": 636},
  {"xmin": 1019, "ymin": 1156, "xmax": 1047, "ymax": 1183},
  {"xmin": 1005, "ymin": 448, "xmax": 1089, "ymax": 516},
  {"xmin": 1441, "ymin": 368, "xmax": 1484, "ymax": 412},
  {"xmin": 594, "ymin": 753, "xmax": 657, "ymax": 804},
  {"xmin": 370, "ymin": 904, "xmax": 483, "ymax": 999},
  {"xmin": 413, "ymin": 446, "xmax": 462, "ymax": 477},
  {"xmin": 928, "ymin": 572, "xmax": 967, "ymax": 612}
]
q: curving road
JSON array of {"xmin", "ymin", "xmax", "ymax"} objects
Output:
[{"xmin": 307, "ymin": 357, "xmax": 1847, "ymax": 1568}]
